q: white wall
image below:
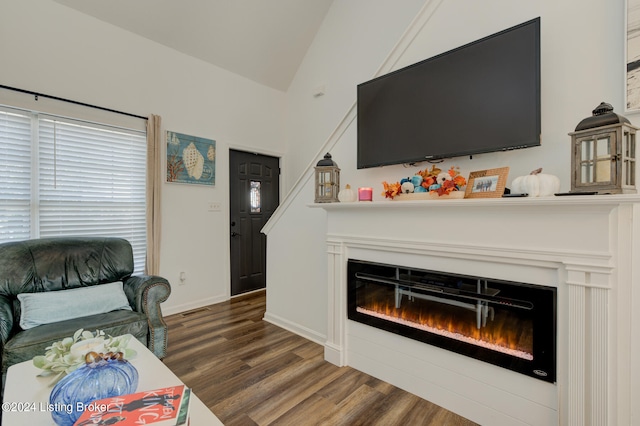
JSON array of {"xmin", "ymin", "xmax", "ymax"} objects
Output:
[
  {"xmin": 0, "ymin": 0, "xmax": 286, "ymax": 314},
  {"xmin": 266, "ymin": 0, "xmax": 633, "ymax": 342}
]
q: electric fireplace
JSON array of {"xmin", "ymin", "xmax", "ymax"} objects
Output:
[{"xmin": 347, "ymin": 259, "xmax": 557, "ymax": 383}]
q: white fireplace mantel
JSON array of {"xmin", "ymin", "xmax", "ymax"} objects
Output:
[{"xmin": 311, "ymin": 195, "xmax": 640, "ymax": 426}]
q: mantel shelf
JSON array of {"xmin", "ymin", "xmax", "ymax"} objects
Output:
[{"xmin": 309, "ymin": 193, "xmax": 640, "ymax": 210}]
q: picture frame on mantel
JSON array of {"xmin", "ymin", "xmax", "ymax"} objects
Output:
[
  {"xmin": 464, "ymin": 167, "xmax": 510, "ymax": 199},
  {"xmin": 627, "ymin": 0, "xmax": 640, "ymax": 111}
]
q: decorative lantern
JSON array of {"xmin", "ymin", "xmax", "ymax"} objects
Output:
[
  {"xmin": 314, "ymin": 153, "xmax": 340, "ymax": 203},
  {"xmin": 569, "ymin": 102, "xmax": 637, "ymax": 194}
]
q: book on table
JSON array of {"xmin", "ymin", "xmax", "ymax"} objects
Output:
[{"xmin": 73, "ymin": 385, "xmax": 191, "ymax": 425}]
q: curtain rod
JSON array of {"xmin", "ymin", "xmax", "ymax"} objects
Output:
[{"xmin": 0, "ymin": 84, "xmax": 147, "ymax": 121}]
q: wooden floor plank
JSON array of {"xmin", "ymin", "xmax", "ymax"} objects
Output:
[
  {"xmin": 366, "ymin": 388, "xmax": 426, "ymax": 426},
  {"xmin": 246, "ymin": 360, "xmax": 349, "ymax": 425},
  {"xmin": 318, "ymin": 384, "xmax": 386, "ymax": 426},
  {"xmin": 270, "ymin": 393, "xmax": 336, "ymax": 426},
  {"xmin": 212, "ymin": 355, "xmax": 331, "ymax": 420},
  {"xmin": 163, "ymin": 290, "xmax": 478, "ymax": 425}
]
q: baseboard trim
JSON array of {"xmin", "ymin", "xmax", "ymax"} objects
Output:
[
  {"xmin": 162, "ymin": 294, "xmax": 228, "ymax": 316},
  {"xmin": 324, "ymin": 342, "xmax": 346, "ymax": 367},
  {"xmin": 263, "ymin": 311, "xmax": 326, "ymax": 346}
]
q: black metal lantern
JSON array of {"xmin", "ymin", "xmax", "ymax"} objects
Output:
[
  {"xmin": 314, "ymin": 153, "xmax": 340, "ymax": 203},
  {"xmin": 568, "ymin": 102, "xmax": 637, "ymax": 194}
]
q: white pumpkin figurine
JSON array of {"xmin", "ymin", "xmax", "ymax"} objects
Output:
[
  {"xmin": 511, "ymin": 168, "xmax": 560, "ymax": 197},
  {"xmin": 401, "ymin": 181, "xmax": 415, "ymax": 194},
  {"xmin": 338, "ymin": 184, "xmax": 357, "ymax": 202}
]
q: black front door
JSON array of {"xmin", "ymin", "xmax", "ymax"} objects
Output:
[{"xmin": 229, "ymin": 149, "xmax": 280, "ymax": 296}]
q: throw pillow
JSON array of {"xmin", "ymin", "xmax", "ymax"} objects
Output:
[{"xmin": 18, "ymin": 281, "xmax": 132, "ymax": 330}]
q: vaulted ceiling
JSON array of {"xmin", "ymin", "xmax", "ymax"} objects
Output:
[{"xmin": 53, "ymin": 0, "xmax": 334, "ymax": 91}]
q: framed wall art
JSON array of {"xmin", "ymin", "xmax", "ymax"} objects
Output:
[
  {"xmin": 628, "ymin": 0, "xmax": 640, "ymax": 110},
  {"xmin": 464, "ymin": 167, "xmax": 510, "ymax": 199},
  {"xmin": 166, "ymin": 131, "xmax": 216, "ymax": 186}
]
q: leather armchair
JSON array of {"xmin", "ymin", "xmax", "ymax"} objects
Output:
[{"xmin": 0, "ymin": 237, "xmax": 171, "ymax": 393}]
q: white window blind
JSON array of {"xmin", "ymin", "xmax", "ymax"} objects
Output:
[
  {"xmin": 0, "ymin": 107, "xmax": 147, "ymax": 273},
  {"xmin": 0, "ymin": 109, "xmax": 32, "ymax": 241}
]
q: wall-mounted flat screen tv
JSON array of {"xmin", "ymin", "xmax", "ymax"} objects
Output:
[{"xmin": 357, "ymin": 18, "xmax": 541, "ymax": 169}]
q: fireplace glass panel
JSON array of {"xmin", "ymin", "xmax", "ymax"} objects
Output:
[{"xmin": 347, "ymin": 259, "xmax": 556, "ymax": 383}]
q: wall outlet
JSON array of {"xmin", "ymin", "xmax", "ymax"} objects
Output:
[
  {"xmin": 208, "ymin": 201, "xmax": 222, "ymax": 212},
  {"xmin": 179, "ymin": 271, "xmax": 186, "ymax": 285}
]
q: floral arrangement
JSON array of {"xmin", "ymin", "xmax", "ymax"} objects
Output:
[
  {"xmin": 382, "ymin": 165, "xmax": 466, "ymax": 199},
  {"xmin": 381, "ymin": 181, "xmax": 402, "ymax": 199},
  {"xmin": 32, "ymin": 329, "xmax": 136, "ymax": 383}
]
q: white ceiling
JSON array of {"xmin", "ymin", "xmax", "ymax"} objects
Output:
[{"xmin": 53, "ymin": 0, "xmax": 334, "ymax": 92}]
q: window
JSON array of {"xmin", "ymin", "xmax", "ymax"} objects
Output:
[
  {"xmin": 0, "ymin": 106, "xmax": 147, "ymax": 273},
  {"xmin": 250, "ymin": 180, "xmax": 261, "ymax": 213}
]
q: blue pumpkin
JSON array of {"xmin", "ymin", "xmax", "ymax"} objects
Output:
[{"xmin": 49, "ymin": 353, "xmax": 138, "ymax": 426}]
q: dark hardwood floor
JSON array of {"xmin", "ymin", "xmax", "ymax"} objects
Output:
[{"xmin": 163, "ymin": 290, "xmax": 477, "ymax": 426}]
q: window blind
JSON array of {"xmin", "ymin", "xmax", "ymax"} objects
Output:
[
  {"xmin": 0, "ymin": 107, "xmax": 147, "ymax": 273},
  {"xmin": 0, "ymin": 109, "xmax": 32, "ymax": 241}
]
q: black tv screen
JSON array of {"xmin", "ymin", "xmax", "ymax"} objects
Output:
[{"xmin": 357, "ymin": 18, "xmax": 541, "ymax": 169}]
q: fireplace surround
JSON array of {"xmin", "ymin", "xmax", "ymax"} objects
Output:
[{"xmin": 313, "ymin": 195, "xmax": 640, "ymax": 425}]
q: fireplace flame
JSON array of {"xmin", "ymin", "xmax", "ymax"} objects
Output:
[{"xmin": 358, "ymin": 300, "xmax": 533, "ymax": 361}]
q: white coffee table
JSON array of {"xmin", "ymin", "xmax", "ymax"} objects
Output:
[{"xmin": 2, "ymin": 335, "xmax": 223, "ymax": 425}]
